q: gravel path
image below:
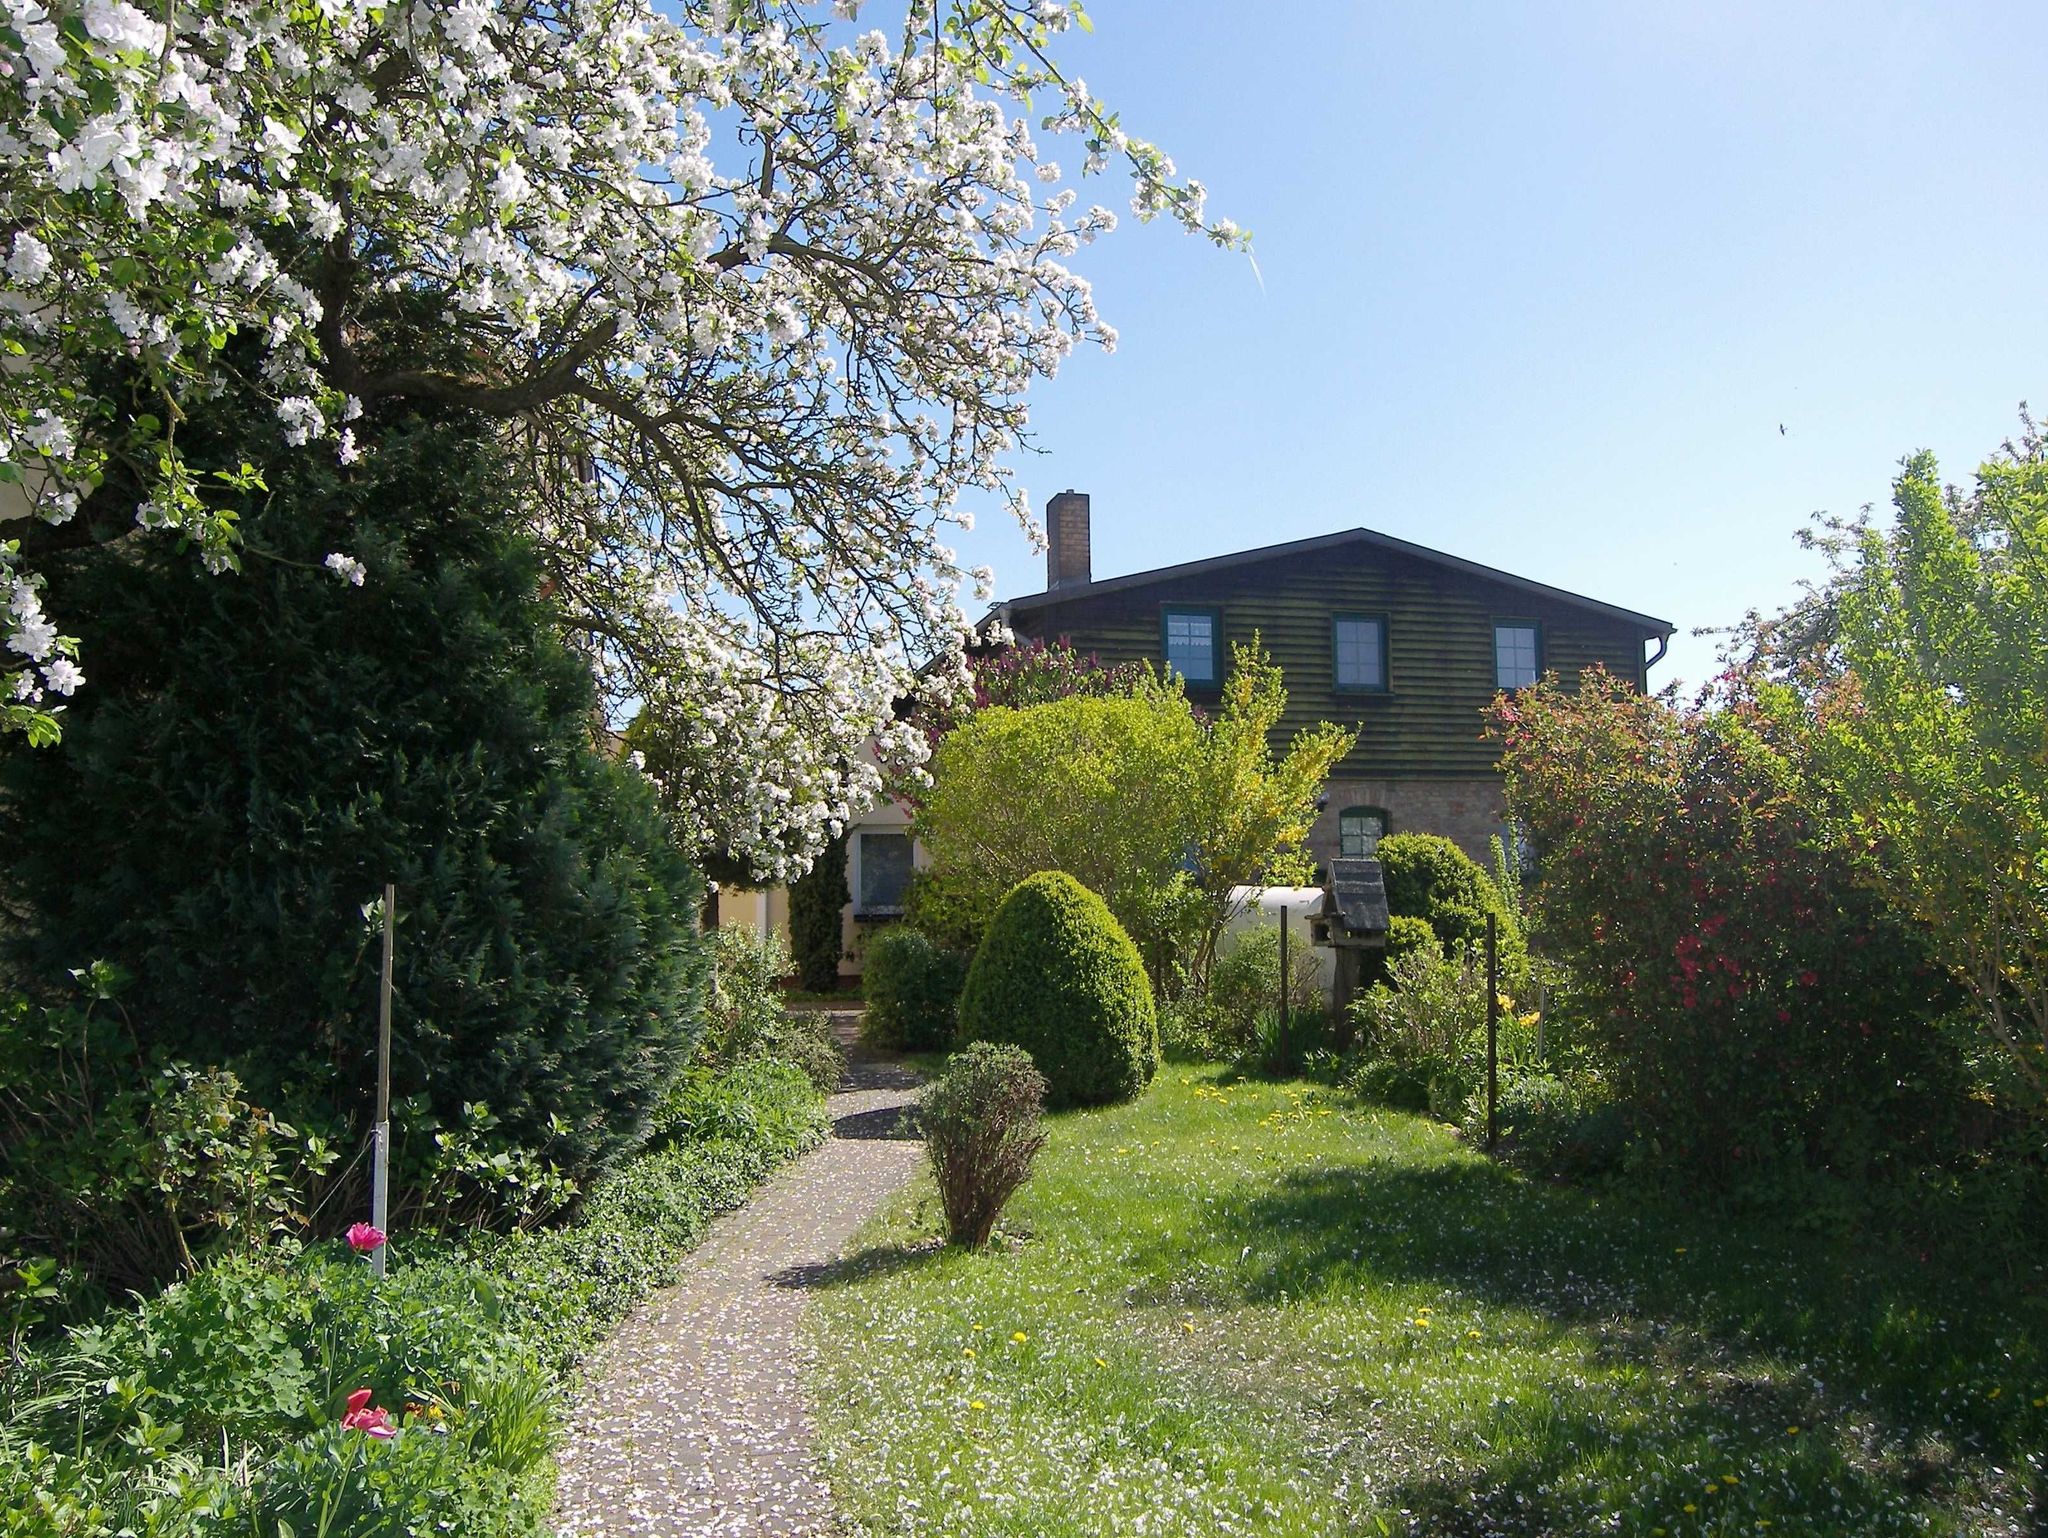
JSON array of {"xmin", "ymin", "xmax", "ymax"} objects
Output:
[{"xmin": 553, "ymin": 1036, "xmax": 923, "ymax": 1537}]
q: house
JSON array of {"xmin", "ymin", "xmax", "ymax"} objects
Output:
[
  {"xmin": 983, "ymin": 490, "xmax": 1673, "ymax": 870},
  {"xmin": 719, "ymin": 490, "xmax": 1672, "ymax": 979}
]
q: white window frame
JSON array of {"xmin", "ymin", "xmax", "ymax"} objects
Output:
[
  {"xmin": 1162, "ymin": 607, "xmax": 1219, "ymax": 685},
  {"xmin": 1494, "ymin": 621, "xmax": 1541, "ymax": 690}
]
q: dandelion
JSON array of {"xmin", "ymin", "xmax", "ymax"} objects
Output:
[
  {"xmin": 962, "ymin": 1346, "xmax": 976, "ymax": 1358},
  {"xmin": 969, "ymin": 1400, "xmax": 986, "ymax": 1411},
  {"xmin": 1010, "ymin": 1331, "xmax": 1028, "ymax": 1344},
  {"xmin": 1094, "ymin": 1356, "xmax": 1107, "ymax": 1368}
]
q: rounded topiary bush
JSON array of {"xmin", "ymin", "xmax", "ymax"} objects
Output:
[
  {"xmin": 957, "ymin": 871, "xmax": 1158, "ymax": 1108},
  {"xmin": 860, "ymin": 926, "xmax": 968, "ymax": 1051},
  {"xmin": 1378, "ymin": 832, "xmax": 1525, "ymax": 983}
]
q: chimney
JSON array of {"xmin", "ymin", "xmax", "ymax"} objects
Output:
[{"xmin": 1046, "ymin": 489, "xmax": 1091, "ymax": 589}]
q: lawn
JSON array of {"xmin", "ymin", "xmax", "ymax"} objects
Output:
[{"xmin": 806, "ymin": 1068, "xmax": 2046, "ymax": 1537}]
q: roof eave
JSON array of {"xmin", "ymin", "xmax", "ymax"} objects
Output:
[{"xmin": 1000, "ymin": 526, "xmax": 1674, "ymax": 638}]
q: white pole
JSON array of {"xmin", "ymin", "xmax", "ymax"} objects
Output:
[{"xmin": 371, "ymin": 882, "xmax": 394, "ymax": 1280}]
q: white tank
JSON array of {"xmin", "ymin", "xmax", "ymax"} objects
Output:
[{"xmin": 1219, "ymin": 886, "xmax": 1333, "ymax": 1005}]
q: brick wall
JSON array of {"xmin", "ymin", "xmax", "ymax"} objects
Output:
[{"xmin": 1310, "ymin": 776, "xmax": 1508, "ymax": 868}]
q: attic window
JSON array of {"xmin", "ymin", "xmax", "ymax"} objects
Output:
[
  {"xmin": 1494, "ymin": 622, "xmax": 1541, "ymax": 690},
  {"xmin": 1333, "ymin": 616, "xmax": 1386, "ymax": 691},
  {"xmin": 1162, "ymin": 607, "xmax": 1219, "ymax": 685}
]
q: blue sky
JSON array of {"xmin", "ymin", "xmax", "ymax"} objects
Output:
[{"xmin": 947, "ymin": 0, "xmax": 2048, "ymax": 689}]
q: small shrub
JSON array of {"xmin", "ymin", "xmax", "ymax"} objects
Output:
[
  {"xmin": 756, "ymin": 1012, "xmax": 846, "ymax": 1094},
  {"xmin": 1383, "ymin": 914, "xmax": 1437, "ymax": 966},
  {"xmin": 0, "ymin": 970, "xmax": 337, "ymax": 1291},
  {"xmin": 1378, "ymin": 833, "xmax": 1526, "ymax": 988},
  {"xmin": 1347, "ymin": 935, "xmax": 1483, "ymax": 1066},
  {"xmin": 1344, "ymin": 1055, "xmax": 1436, "ymax": 1113},
  {"xmin": 860, "ymin": 928, "xmax": 968, "ymax": 1051},
  {"xmin": 957, "ymin": 872, "xmax": 1158, "ymax": 1108},
  {"xmin": 788, "ymin": 836, "xmax": 849, "ymax": 993},
  {"xmin": 703, "ymin": 925, "xmax": 793, "ymax": 1058},
  {"xmin": 1168, "ymin": 926, "xmax": 1326, "ymax": 1062},
  {"xmin": 1466, "ymin": 1069, "xmax": 1627, "ymax": 1179},
  {"xmin": 918, "ymin": 1043, "xmax": 1048, "ymax": 1248},
  {"xmin": 700, "ymin": 928, "xmax": 844, "ymax": 1092}
]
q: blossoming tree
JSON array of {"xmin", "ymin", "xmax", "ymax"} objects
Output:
[{"xmin": 0, "ymin": 0, "xmax": 1240, "ymax": 875}]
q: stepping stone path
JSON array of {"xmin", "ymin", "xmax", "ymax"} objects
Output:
[{"xmin": 553, "ymin": 1021, "xmax": 922, "ymax": 1536}]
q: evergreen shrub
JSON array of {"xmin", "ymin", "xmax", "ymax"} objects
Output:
[
  {"xmin": 1378, "ymin": 833, "xmax": 1526, "ymax": 987},
  {"xmin": 787, "ymin": 836, "xmax": 849, "ymax": 992},
  {"xmin": 859, "ymin": 927, "xmax": 968, "ymax": 1051},
  {"xmin": 957, "ymin": 871, "xmax": 1157, "ymax": 1108},
  {"xmin": 0, "ymin": 400, "xmax": 708, "ymax": 1256}
]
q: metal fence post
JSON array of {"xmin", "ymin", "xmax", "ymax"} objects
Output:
[
  {"xmin": 371, "ymin": 882, "xmax": 394, "ymax": 1279},
  {"xmin": 1485, "ymin": 909, "xmax": 1499, "ymax": 1154},
  {"xmin": 1277, "ymin": 902, "xmax": 1290, "ymax": 1072}
]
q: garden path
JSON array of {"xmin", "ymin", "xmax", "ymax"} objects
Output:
[{"xmin": 552, "ymin": 1023, "xmax": 922, "ymax": 1536}]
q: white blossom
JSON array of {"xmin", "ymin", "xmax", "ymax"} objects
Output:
[
  {"xmin": 323, "ymin": 551, "xmax": 366, "ymax": 586},
  {"xmin": 0, "ymin": 0, "xmax": 1238, "ymax": 859},
  {"xmin": 7, "ymin": 233, "xmax": 52, "ymax": 284},
  {"xmin": 81, "ymin": 0, "xmax": 164, "ymax": 55}
]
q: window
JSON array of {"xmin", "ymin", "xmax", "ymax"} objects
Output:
[
  {"xmin": 854, "ymin": 830, "xmax": 914, "ymax": 915},
  {"xmin": 1494, "ymin": 621, "xmax": 1541, "ymax": 690},
  {"xmin": 1161, "ymin": 607, "xmax": 1219, "ymax": 685},
  {"xmin": 1333, "ymin": 616, "xmax": 1387, "ymax": 691},
  {"xmin": 1338, "ymin": 806, "xmax": 1388, "ymax": 859}
]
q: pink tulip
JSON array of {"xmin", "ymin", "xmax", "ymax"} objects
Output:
[
  {"xmin": 346, "ymin": 1222, "xmax": 387, "ymax": 1254},
  {"xmin": 342, "ymin": 1388, "xmax": 396, "ymax": 1440}
]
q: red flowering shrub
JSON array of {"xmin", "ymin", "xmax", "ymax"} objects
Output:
[{"xmin": 1492, "ymin": 669, "xmax": 1964, "ymax": 1195}]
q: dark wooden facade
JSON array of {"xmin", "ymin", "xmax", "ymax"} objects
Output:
[{"xmin": 994, "ymin": 529, "xmax": 1669, "ymax": 781}]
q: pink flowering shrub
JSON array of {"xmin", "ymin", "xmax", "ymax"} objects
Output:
[{"xmin": 1492, "ymin": 669, "xmax": 1967, "ymax": 1195}]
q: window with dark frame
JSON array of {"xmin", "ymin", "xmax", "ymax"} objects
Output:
[
  {"xmin": 856, "ymin": 830, "xmax": 914, "ymax": 915},
  {"xmin": 1162, "ymin": 607, "xmax": 1218, "ymax": 685},
  {"xmin": 1338, "ymin": 806, "xmax": 1388, "ymax": 859},
  {"xmin": 1494, "ymin": 622, "xmax": 1540, "ymax": 690},
  {"xmin": 1333, "ymin": 616, "xmax": 1386, "ymax": 691}
]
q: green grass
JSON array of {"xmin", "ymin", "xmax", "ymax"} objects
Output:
[{"xmin": 806, "ymin": 1068, "xmax": 2046, "ymax": 1537}]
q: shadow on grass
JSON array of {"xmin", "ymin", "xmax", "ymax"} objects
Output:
[
  {"xmin": 1131, "ymin": 1151, "xmax": 2048, "ymax": 1528},
  {"xmin": 769, "ymin": 1238, "xmax": 946, "ymax": 1292}
]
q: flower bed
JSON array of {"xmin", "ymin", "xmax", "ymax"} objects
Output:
[{"xmin": 0, "ymin": 1058, "xmax": 829, "ymax": 1538}]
